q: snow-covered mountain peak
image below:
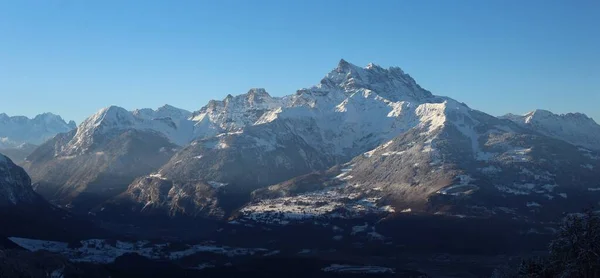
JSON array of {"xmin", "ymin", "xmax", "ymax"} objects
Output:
[
  {"xmin": 246, "ymin": 87, "xmax": 270, "ymax": 99},
  {"xmin": 522, "ymin": 109, "xmax": 558, "ymax": 124},
  {"xmin": 156, "ymin": 104, "xmax": 191, "ymax": 116},
  {"xmin": 63, "ymin": 105, "xmax": 196, "ymax": 155},
  {"xmin": 334, "ymin": 58, "xmax": 363, "ymax": 73},
  {"xmin": 502, "ymin": 109, "xmax": 600, "ymax": 150},
  {"xmin": 563, "ymin": 112, "xmax": 595, "ymax": 122},
  {"xmin": 315, "ymin": 60, "xmax": 433, "ymax": 102},
  {"xmin": 523, "ymin": 109, "xmax": 596, "ymax": 125},
  {"xmin": 61, "ymin": 106, "xmax": 135, "ymax": 154},
  {"xmin": 240, "ymin": 88, "xmax": 275, "ymax": 106},
  {"xmin": 0, "ymin": 113, "xmax": 25, "ymax": 123},
  {"xmin": 198, "ymin": 89, "xmax": 277, "ymax": 111},
  {"xmin": 133, "ymin": 104, "xmax": 192, "ymax": 121},
  {"xmin": 33, "ymin": 112, "xmax": 59, "ymax": 121},
  {"xmin": 159, "ymin": 104, "xmax": 180, "ymax": 110},
  {"xmin": 85, "ymin": 106, "xmax": 135, "ymax": 130},
  {"xmin": 506, "ymin": 109, "xmax": 598, "ymax": 127},
  {"xmin": 365, "ymin": 62, "xmax": 379, "ymax": 70},
  {"xmin": 0, "ymin": 112, "xmax": 76, "ymax": 148},
  {"xmin": 190, "ymin": 89, "xmax": 283, "ymax": 133}
]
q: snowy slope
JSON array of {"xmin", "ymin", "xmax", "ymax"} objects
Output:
[
  {"xmin": 0, "ymin": 113, "xmax": 75, "ymax": 148},
  {"xmin": 23, "ymin": 105, "xmax": 194, "ymax": 209},
  {"xmin": 310, "ymin": 59, "xmax": 433, "ymax": 101},
  {"xmin": 132, "ymin": 104, "xmax": 192, "ymax": 121},
  {"xmin": 190, "ymin": 88, "xmax": 284, "ymax": 136},
  {"xmin": 241, "ymin": 101, "xmax": 600, "ymax": 225},
  {"xmin": 229, "ymin": 59, "xmax": 444, "ymax": 158},
  {"xmin": 52, "ymin": 60, "xmax": 441, "ymax": 160},
  {"xmin": 502, "ymin": 110, "xmax": 600, "ymax": 151},
  {"xmin": 106, "ymin": 60, "xmax": 484, "ymax": 218},
  {"xmin": 62, "ymin": 105, "xmax": 193, "ymax": 155},
  {"xmin": 182, "ymin": 59, "xmax": 439, "ymax": 158},
  {"xmin": 61, "ymin": 96, "xmax": 284, "ymax": 156},
  {"xmin": 26, "ymin": 59, "xmax": 600, "ymax": 222}
]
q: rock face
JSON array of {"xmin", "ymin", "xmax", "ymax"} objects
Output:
[
  {"xmin": 0, "ymin": 152, "xmax": 105, "ymax": 242},
  {"xmin": 502, "ymin": 110, "xmax": 600, "ymax": 151},
  {"xmin": 0, "ymin": 112, "xmax": 75, "ymax": 149},
  {"xmin": 0, "ymin": 153, "xmax": 40, "ymax": 206}
]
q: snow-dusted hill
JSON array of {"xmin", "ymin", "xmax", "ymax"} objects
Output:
[
  {"xmin": 502, "ymin": 110, "xmax": 600, "ymax": 151},
  {"xmin": 0, "ymin": 112, "xmax": 75, "ymax": 149}
]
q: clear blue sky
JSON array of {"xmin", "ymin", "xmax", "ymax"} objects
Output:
[{"xmin": 1, "ymin": 0, "xmax": 598, "ymax": 123}]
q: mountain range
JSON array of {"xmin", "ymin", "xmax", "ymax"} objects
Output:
[
  {"xmin": 1, "ymin": 59, "xmax": 599, "ymax": 276},
  {"xmin": 0, "ymin": 112, "xmax": 75, "ymax": 147},
  {"xmin": 0, "ymin": 113, "xmax": 76, "ymax": 163},
  {"xmin": 3, "ymin": 60, "xmax": 598, "ymax": 223}
]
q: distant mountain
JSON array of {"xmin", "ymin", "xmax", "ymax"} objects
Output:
[
  {"xmin": 502, "ymin": 110, "xmax": 600, "ymax": 151},
  {"xmin": 133, "ymin": 104, "xmax": 192, "ymax": 122},
  {"xmin": 0, "ymin": 112, "xmax": 75, "ymax": 149},
  {"xmin": 0, "ymin": 143, "xmax": 37, "ymax": 164}
]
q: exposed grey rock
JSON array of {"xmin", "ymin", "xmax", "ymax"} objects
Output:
[{"xmin": 0, "ymin": 153, "xmax": 40, "ymax": 206}]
